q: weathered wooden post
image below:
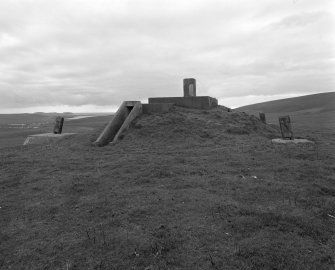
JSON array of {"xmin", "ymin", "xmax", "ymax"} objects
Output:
[
  {"xmin": 259, "ymin": 112, "xmax": 266, "ymax": 123},
  {"xmin": 53, "ymin": 116, "xmax": 64, "ymax": 134},
  {"xmin": 183, "ymin": 78, "xmax": 196, "ymax": 97},
  {"xmin": 279, "ymin": 116, "xmax": 293, "ymax": 139}
]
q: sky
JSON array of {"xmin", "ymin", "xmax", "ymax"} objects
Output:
[{"xmin": 0, "ymin": 0, "xmax": 334, "ymax": 113}]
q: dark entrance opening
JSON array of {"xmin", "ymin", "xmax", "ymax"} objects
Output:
[
  {"xmin": 126, "ymin": 106, "xmax": 134, "ymax": 113},
  {"xmin": 93, "ymin": 102, "xmax": 141, "ymax": 146}
]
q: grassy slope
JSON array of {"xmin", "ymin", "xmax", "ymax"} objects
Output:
[
  {"xmin": 1, "ymin": 107, "xmax": 335, "ymax": 269},
  {"xmin": 0, "ymin": 113, "xmax": 54, "ymax": 125},
  {"xmin": 236, "ymin": 92, "xmax": 335, "ymax": 134},
  {"xmin": 237, "ymin": 92, "xmax": 335, "ymax": 113}
]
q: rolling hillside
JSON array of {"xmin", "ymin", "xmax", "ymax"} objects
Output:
[
  {"xmin": 236, "ymin": 92, "xmax": 335, "ymax": 131},
  {"xmin": 237, "ymin": 92, "xmax": 335, "ymax": 114}
]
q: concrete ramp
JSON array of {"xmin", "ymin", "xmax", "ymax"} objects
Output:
[{"xmin": 93, "ymin": 101, "xmax": 142, "ymax": 146}]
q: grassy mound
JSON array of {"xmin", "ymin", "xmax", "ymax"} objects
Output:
[
  {"xmin": 119, "ymin": 106, "xmax": 279, "ymax": 144},
  {"xmin": 1, "ymin": 106, "xmax": 334, "ymax": 269}
]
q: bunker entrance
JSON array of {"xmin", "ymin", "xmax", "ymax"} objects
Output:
[
  {"xmin": 94, "ymin": 101, "xmax": 142, "ymax": 146},
  {"xmin": 126, "ymin": 106, "xmax": 134, "ymax": 113}
]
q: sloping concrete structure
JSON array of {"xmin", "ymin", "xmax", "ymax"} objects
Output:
[
  {"xmin": 23, "ymin": 133, "xmax": 76, "ymax": 146},
  {"xmin": 93, "ymin": 101, "xmax": 142, "ymax": 146}
]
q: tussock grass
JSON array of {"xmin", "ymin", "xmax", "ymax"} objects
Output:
[{"xmin": 0, "ymin": 106, "xmax": 334, "ymax": 269}]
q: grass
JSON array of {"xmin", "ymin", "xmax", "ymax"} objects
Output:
[
  {"xmin": 0, "ymin": 106, "xmax": 334, "ymax": 269},
  {"xmin": 237, "ymin": 92, "xmax": 335, "ymax": 114},
  {"xmin": 0, "ymin": 115, "xmax": 112, "ymax": 149}
]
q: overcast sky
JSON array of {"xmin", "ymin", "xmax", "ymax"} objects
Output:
[{"xmin": 0, "ymin": 0, "xmax": 334, "ymax": 113}]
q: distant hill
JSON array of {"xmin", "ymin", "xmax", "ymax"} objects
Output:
[
  {"xmin": 0, "ymin": 113, "xmax": 55, "ymax": 125},
  {"xmin": 236, "ymin": 92, "xmax": 335, "ymax": 114}
]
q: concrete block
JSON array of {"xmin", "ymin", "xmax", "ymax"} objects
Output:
[
  {"xmin": 259, "ymin": 112, "xmax": 266, "ymax": 123},
  {"xmin": 183, "ymin": 78, "xmax": 196, "ymax": 97},
  {"xmin": 279, "ymin": 115, "xmax": 294, "ymax": 139},
  {"xmin": 142, "ymin": 103, "xmax": 174, "ymax": 114},
  {"xmin": 53, "ymin": 116, "xmax": 64, "ymax": 134},
  {"xmin": 93, "ymin": 101, "xmax": 142, "ymax": 146},
  {"xmin": 148, "ymin": 96, "xmax": 217, "ymax": 110},
  {"xmin": 23, "ymin": 133, "xmax": 76, "ymax": 145}
]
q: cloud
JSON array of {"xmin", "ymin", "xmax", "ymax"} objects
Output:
[{"xmin": 0, "ymin": 0, "xmax": 334, "ymax": 112}]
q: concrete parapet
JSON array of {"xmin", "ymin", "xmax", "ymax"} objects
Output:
[
  {"xmin": 142, "ymin": 103, "xmax": 174, "ymax": 114},
  {"xmin": 148, "ymin": 96, "xmax": 218, "ymax": 109},
  {"xmin": 93, "ymin": 101, "xmax": 142, "ymax": 146},
  {"xmin": 23, "ymin": 133, "xmax": 76, "ymax": 146}
]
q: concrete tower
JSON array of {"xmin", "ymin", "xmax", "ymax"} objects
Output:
[{"xmin": 183, "ymin": 78, "xmax": 196, "ymax": 97}]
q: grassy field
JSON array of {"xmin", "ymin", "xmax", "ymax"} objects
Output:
[
  {"xmin": 0, "ymin": 106, "xmax": 334, "ymax": 269},
  {"xmin": 236, "ymin": 92, "xmax": 335, "ymax": 136},
  {"xmin": 0, "ymin": 114, "xmax": 113, "ymax": 149}
]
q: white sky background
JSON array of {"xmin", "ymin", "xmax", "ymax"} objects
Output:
[{"xmin": 0, "ymin": 0, "xmax": 334, "ymax": 113}]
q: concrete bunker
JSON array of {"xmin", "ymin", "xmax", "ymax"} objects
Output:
[
  {"xmin": 94, "ymin": 78, "xmax": 222, "ymax": 146},
  {"xmin": 93, "ymin": 101, "xmax": 142, "ymax": 146},
  {"xmin": 148, "ymin": 78, "xmax": 218, "ymax": 110}
]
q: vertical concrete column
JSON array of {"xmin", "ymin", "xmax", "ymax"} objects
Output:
[
  {"xmin": 279, "ymin": 115, "xmax": 294, "ymax": 139},
  {"xmin": 53, "ymin": 116, "xmax": 64, "ymax": 134},
  {"xmin": 259, "ymin": 112, "xmax": 266, "ymax": 123},
  {"xmin": 183, "ymin": 78, "xmax": 196, "ymax": 97}
]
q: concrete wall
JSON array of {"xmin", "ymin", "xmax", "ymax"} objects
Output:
[
  {"xmin": 93, "ymin": 101, "xmax": 142, "ymax": 146},
  {"xmin": 148, "ymin": 96, "xmax": 218, "ymax": 109},
  {"xmin": 142, "ymin": 103, "xmax": 174, "ymax": 114},
  {"xmin": 112, "ymin": 101, "xmax": 142, "ymax": 143}
]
